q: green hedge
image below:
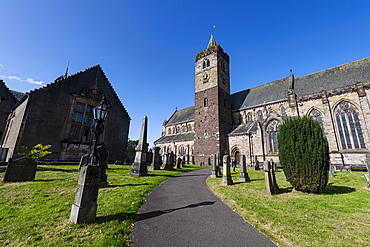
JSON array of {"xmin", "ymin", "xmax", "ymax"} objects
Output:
[{"xmin": 278, "ymin": 116, "xmax": 329, "ymax": 193}]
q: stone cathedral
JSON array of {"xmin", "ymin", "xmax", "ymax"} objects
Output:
[{"xmin": 154, "ymin": 34, "xmax": 370, "ymax": 167}]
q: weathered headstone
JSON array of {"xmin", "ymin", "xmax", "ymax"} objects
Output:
[
  {"xmin": 254, "ymin": 156, "xmax": 260, "ymax": 170},
  {"xmin": 239, "ymin": 155, "xmax": 250, "ymax": 182},
  {"xmin": 181, "ymin": 157, "xmax": 186, "ymax": 167},
  {"xmin": 130, "ymin": 116, "xmax": 148, "ymax": 176},
  {"xmin": 97, "ymin": 144, "xmax": 109, "ymax": 187},
  {"xmin": 3, "ymin": 158, "xmax": 37, "ymax": 182},
  {"xmin": 163, "ymin": 153, "xmax": 174, "ymax": 170},
  {"xmin": 70, "ymin": 166, "xmax": 100, "ymax": 223},
  {"xmin": 151, "ymin": 147, "xmax": 161, "ymax": 170},
  {"xmin": 263, "ymin": 160, "xmax": 279, "ymax": 195},
  {"xmin": 221, "ymin": 155, "xmax": 233, "ymax": 185},
  {"xmin": 210, "ymin": 154, "xmax": 218, "ymax": 178},
  {"xmin": 176, "ymin": 157, "xmax": 182, "ymax": 169}
]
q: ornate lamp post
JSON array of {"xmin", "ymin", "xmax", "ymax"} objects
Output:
[
  {"xmin": 87, "ymin": 102, "xmax": 109, "ymax": 167},
  {"xmin": 70, "ymin": 100, "xmax": 109, "ymax": 224}
]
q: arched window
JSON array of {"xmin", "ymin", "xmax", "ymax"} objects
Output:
[
  {"xmin": 173, "ymin": 127, "xmax": 176, "ymax": 134},
  {"xmin": 257, "ymin": 110, "xmax": 263, "ymax": 120},
  {"xmin": 239, "ymin": 114, "xmax": 244, "ymax": 124},
  {"xmin": 177, "ymin": 126, "xmax": 180, "ymax": 133},
  {"xmin": 267, "ymin": 120, "xmax": 280, "ymax": 153},
  {"xmin": 268, "ymin": 108, "xmax": 274, "ymax": 114},
  {"xmin": 247, "ymin": 113, "xmax": 253, "ymax": 122},
  {"xmin": 188, "ymin": 125, "xmax": 192, "ymax": 131},
  {"xmin": 182, "ymin": 126, "xmax": 187, "ymax": 132},
  {"xmin": 168, "ymin": 129, "xmax": 171, "ymax": 135},
  {"xmin": 280, "ymin": 105, "xmax": 286, "ymax": 116},
  {"xmin": 335, "ymin": 102, "xmax": 366, "ymax": 150},
  {"xmin": 309, "ymin": 109, "xmax": 324, "ymax": 133},
  {"xmin": 203, "ymin": 59, "xmax": 210, "ymax": 69},
  {"xmin": 179, "ymin": 146, "xmax": 186, "ymax": 155}
]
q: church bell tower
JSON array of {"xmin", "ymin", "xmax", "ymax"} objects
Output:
[{"xmin": 193, "ymin": 34, "xmax": 232, "ymax": 165}]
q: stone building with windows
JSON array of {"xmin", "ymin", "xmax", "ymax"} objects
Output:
[
  {"xmin": 154, "ymin": 34, "xmax": 370, "ymax": 167},
  {"xmin": 0, "ymin": 65, "xmax": 130, "ymax": 162}
]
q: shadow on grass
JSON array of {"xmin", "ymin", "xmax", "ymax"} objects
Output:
[
  {"xmin": 96, "ymin": 212, "xmax": 138, "ymax": 223},
  {"xmin": 34, "ymin": 179, "xmax": 64, "ymax": 182},
  {"xmin": 136, "ymin": 201, "xmax": 216, "ymax": 221},
  {"xmin": 107, "ymin": 183, "xmax": 153, "ymax": 187},
  {"xmin": 322, "ymin": 184, "xmax": 356, "ymax": 194},
  {"xmin": 277, "ymin": 186, "xmax": 294, "ymax": 194},
  {"xmin": 37, "ymin": 167, "xmax": 79, "ymax": 173}
]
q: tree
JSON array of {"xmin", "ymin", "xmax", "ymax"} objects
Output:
[
  {"xmin": 18, "ymin": 144, "xmax": 52, "ymax": 162},
  {"xmin": 278, "ymin": 117, "xmax": 330, "ymax": 194}
]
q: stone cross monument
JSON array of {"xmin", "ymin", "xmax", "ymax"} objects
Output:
[{"xmin": 130, "ymin": 116, "xmax": 148, "ymax": 176}]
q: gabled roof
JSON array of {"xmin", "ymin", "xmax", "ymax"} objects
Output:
[
  {"xmin": 0, "ymin": 80, "xmax": 19, "ymax": 102},
  {"xmin": 231, "ymin": 56, "xmax": 370, "ymax": 111},
  {"xmin": 166, "ymin": 106, "xmax": 194, "ymax": 126},
  {"xmin": 227, "ymin": 122, "xmax": 257, "ymax": 136},
  {"xmin": 154, "ymin": 132, "xmax": 195, "ymax": 144}
]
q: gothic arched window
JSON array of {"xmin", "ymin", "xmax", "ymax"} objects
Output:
[
  {"xmin": 257, "ymin": 110, "xmax": 263, "ymax": 120},
  {"xmin": 203, "ymin": 59, "xmax": 210, "ymax": 69},
  {"xmin": 182, "ymin": 126, "xmax": 187, "ymax": 132},
  {"xmin": 179, "ymin": 146, "xmax": 186, "ymax": 155},
  {"xmin": 309, "ymin": 109, "xmax": 324, "ymax": 133},
  {"xmin": 168, "ymin": 129, "xmax": 171, "ymax": 135},
  {"xmin": 335, "ymin": 102, "xmax": 366, "ymax": 150},
  {"xmin": 188, "ymin": 125, "xmax": 192, "ymax": 131},
  {"xmin": 247, "ymin": 113, "xmax": 253, "ymax": 122},
  {"xmin": 280, "ymin": 105, "xmax": 286, "ymax": 116},
  {"xmin": 267, "ymin": 120, "xmax": 280, "ymax": 153}
]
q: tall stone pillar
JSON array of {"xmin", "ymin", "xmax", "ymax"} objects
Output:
[{"xmin": 130, "ymin": 116, "xmax": 148, "ymax": 176}]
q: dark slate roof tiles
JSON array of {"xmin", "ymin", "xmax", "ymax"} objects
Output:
[
  {"xmin": 166, "ymin": 106, "xmax": 194, "ymax": 126},
  {"xmin": 154, "ymin": 132, "xmax": 195, "ymax": 144},
  {"xmin": 227, "ymin": 122, "xmax": 257, "ymax": 136}
]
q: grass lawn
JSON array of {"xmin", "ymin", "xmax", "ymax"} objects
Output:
[
  {"xmin": 207, "ymin": 167, "xmax": 370, "ymax": 247},
  {"xmin": 0, "ymin": 164, "xmax": 204, "ymax": 246}
]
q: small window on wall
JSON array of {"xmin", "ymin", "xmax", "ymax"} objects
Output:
[
  {"xmin": 257, "ymin": 110, "xmax": 263, "ymax": 120},
  {"xmin": 280, "ymin": 105, "xmax": 286, "ymax": 116},
  {"xmin": 309, "ymin": 109, "xmax": 324, "ymax": 134},
  {"xmin": 168, "ymin": 129, "xmax": 171, "ymax": 135},
  {"xmin": 188, "ymin": 125, "xmax": 192, "ymax": 131},
  {"xmin": 69, "ymin": 102, "xmax": 95, "ymax": 143},
  {"xmin": 204, "ymin": 98, "xmax": 208, "ymax": 107},
  {"xmin": 247, "ymin": 113, "xmax": 252, "ymax": 122}
]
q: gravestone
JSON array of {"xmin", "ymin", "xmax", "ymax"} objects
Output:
[
  {"xmin": 176, "ymin": 157, "xmax": 182, "ymax": 169},
  {"xmin": 221, "ymin": 155, "xmax": 233, "ymax": 185},
  {"xmin": 254, "ymin": 156, "xmax": 260, "ymax": 170},
  {"xmin": 79, "ymin": 154, "xmax": 89, "ymax": 169},
  {"xmin": 210, "ymin": 154, "xmax": 218, "ymax": 178},
  {"xmin": 239, "ymin": 155, "xmax": 250, "ymax": 182},
  {"xmin": 263, "ymin": 160, "xmax": 279, "ymax": 195},
  {"xmin": 97, "ymin": 144, "xmax": 109, "ymax": 187},
  {"xmin": 130, "ymin": 116, "xmax": 148, "ymax": 176},
  {"xmin": 151, "ymin": 147, "xmax": 161, "ymax": 170},
  {"xmin": 3, "ymin": 158, "xmax": 37, "ymax": 182},
  {"xmin": 208, "ymin": 157, "xmax": 211, "ymax": 166},
  {"xmin": 70, "ymin": 166, "xmax": 100, "ymax": 223},
  {"xmin": 365, "ymin": 153, "xmax": 370, "ymax": 189},
  {"xmin": 163, "ymin": 153, "xmax": 174, "ymax": 171},
  {"xmin": 181, "ymin": 157, "xmax": 186, "ymax": 167}
]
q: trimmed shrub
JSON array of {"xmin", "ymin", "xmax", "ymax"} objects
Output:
[{"xmin": 278, "ymin": 116, "xmax": 329, "ymax": 194}]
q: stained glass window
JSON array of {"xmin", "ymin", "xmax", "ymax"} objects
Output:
[{"xmin": 267, "ymin": 120, "xmax": 280, "ymax": 153}]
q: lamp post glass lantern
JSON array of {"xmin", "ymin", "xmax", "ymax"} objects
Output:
[{"xmin": 87, "ymin": 101, "xmax": 108, "ymax": 166}]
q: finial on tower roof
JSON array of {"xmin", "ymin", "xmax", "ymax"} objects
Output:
[
  {"xmin": 289, "ymin": 69, "xmax": 295, "ymax": 90},
  {"xmin": 207, "ymin": 26, "xmax": 217, "ymax": 49}
]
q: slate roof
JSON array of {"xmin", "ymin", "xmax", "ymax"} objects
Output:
[
  {"xmin": 227, "ymin": 122, "xmax": 258, "ymax": 136},
  {"xmin": 231, "ymin": 56, "xmax": 370, "ymax": 111},
  {"xmin": 154, "ymin": 132, "xmax": 195, "ymax": 144},
  {"xmin": 166, "ymin": 106, "xmax": 194, "ymax": 126}
]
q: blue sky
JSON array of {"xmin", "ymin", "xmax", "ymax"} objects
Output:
[{"xmin": 1, "ymin": 1, "xmax": 370, "ymax": 146}]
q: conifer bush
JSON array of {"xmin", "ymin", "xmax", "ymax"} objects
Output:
[{"xmin": 278, "ymin": 116, "xmax": 329, "ymax": 194}]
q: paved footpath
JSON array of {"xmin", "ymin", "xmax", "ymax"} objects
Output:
[{"xmin": 129, "ymin": 168, "xmax": 277, "ymax": 247}]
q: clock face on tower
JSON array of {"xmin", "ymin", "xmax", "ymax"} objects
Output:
[{"xmin": 202, "ymin": 72, "xmax": 209, "ymax": 83}]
